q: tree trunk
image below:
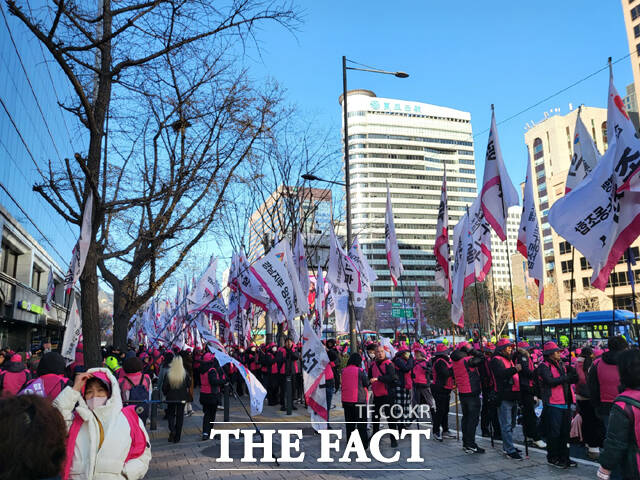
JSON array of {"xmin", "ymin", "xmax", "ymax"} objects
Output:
[
  {"xmin": 112, "ymin": 283, "xmax": 131, "ymax": 351},
  {"xmin": 80, "ymin": 245, "xmax": 101, "ymax": 368}
]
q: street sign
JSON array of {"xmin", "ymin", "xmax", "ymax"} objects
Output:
[{"xmin": 391, "ymin": 302, "xmax": 414, "ymax": 318}]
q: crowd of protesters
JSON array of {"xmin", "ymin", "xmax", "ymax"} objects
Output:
[{"xmin": 2, "ymin": 333, "xmax": 640, "ymax": 479}]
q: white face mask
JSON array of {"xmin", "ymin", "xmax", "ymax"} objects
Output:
[{"xmin": 86, "ymin": 396, "xmax": 108, "ymax": 410}]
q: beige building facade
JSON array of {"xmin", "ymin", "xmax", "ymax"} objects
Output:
[
  {"xmin": 621, "ymin": 0, "xmax": 640, "ymax": 113},
  {"xmin": 524, "ymin": 106, "xmax": 640, "ymax": 317}
]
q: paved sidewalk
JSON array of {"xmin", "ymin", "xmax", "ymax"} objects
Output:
[{"xmin": 145, "ymin": 395, "xmax": 596, "ymax": 480}]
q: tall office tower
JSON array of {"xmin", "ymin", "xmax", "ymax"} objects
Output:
[
  {"xmin": 524, "ymin": 106, "xmax": 640, "ymax": 316},
  {"xmin": 341, "ymin": 90, "xmax": 477, "ymax": 303},
  {"xmin": 490, "ymin": 206, "xmax": 521, "ymax": 289},
  {"xmin": 622, "ymin": 1, "xmax": 640, "ymax": 115}
]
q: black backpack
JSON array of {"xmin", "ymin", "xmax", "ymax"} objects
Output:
[{"xmin": 124, "ymin": 376, "xmax": 150, "ymax": 423}]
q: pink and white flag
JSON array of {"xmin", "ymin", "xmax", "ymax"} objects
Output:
[
  {"xmin": 480, "ymin": 109, "xmax": 519, "ymax": 241},
  {"xmin": 326, "ymin": 224, "xmax": 362, "ymax": 293},
  {"xmin": 549, "ymin": 68, "xmax": 640, "ymax": 290},
  {"xmin": 385, "ymin": 185, "xmax": 404, "ymax": 287},
  {"xmin": 302, "ymin": 318, "xmax": 329, "ymax": 430},
  {"xmin": 565, "ymin": 108, "xmax": 601, "ymax": 194},
  {"xmin": 64, "ymin": 191, "xmax": 93, "ymax": 293},
  {"xmin": 434, "ymin": 172, "xmax": 452, "ymax": 302},
  {"xmin": 517, "ymin": 152, "xmax": 545, "ymax": 304},
  {"xmin": 293, "ymin": 231, "xmax": 310, "ymax": 301}
]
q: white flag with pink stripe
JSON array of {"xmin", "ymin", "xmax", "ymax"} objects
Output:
[{"xmin": 385, "ymin": 185, "xmax": 404, "ymax": 287}]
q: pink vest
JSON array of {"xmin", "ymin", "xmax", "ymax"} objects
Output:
[
  {"xmin": 493, "ymin": 355, "xmax": 520, "ymax": 392},
  {"xmin": 20, "ymin": 374, "xmax": 68, "ymax": 401},
  {"xmin": 452, "ymin": 357, "xmax": 474, "ymax": 394},
  {"xmin": 432, "ymin": 356, "xmax": 454, "ymax": 390},
  {"xmin": 413, "ymin": 360, "xmax": 428, "ymax": 385},
  {"xmin": 200, "ymin": 367, "xmax": 222, "ymax": 394},
  {"xmin": 371, "ymin": 359, "xmax": 392, "ymax": 397},
  {"xmin": 544, "ymin": 360, "xmax": 574, "ymax": 405},
  {"xmin": 341, "ymin": 365, "xmax": 367, "ymax": 403},
  {"xmin": 596, "ymin": 358, "xmax": 621, "ymax": 403},
  {"xmin": 0, "ymin": 369, "xmax": 29, "ymax": 396},
  {"xmin": 324, "ymin": 362, "xmax": 334, "ymax": 381},
  {"xmin": 614, "ymin": 389, "xmax": 640, "ymax": 477}
]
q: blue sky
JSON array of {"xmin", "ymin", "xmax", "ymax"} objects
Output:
[{"xmin": 242, "ymin": 0, "xmax": 633, "ymax": 193}]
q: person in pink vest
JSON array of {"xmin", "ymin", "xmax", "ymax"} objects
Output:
[
  {"xmin": 430, "ymin": 343, "xmax": 455, "ymax": 441},
  {"xmin": 598, "ymin": 348, "xmax": 640, "ymax": 480},
  {"xmin": 20, "ymin": 351, "xmax": 71, "ymax": 402},
  {"xmin": 451, "ymin": 342, "xmax": 485, "ymax": 454},
  {"xmin": 393, "ymin": 346, "xmax": 414, "ymax": 430},
  {"xmin": 119, "ymin": 357, "xmax": 152, "ymax": 425},
  {"xmin": 538, "ymin": 341, "xmax": 578, "ymax": 469},
  {"xmin": 277, "ymin": 338, "xmax": 299, "ymax": 411},
  {"xmin": 575, "ymin": 346, "xmax": 605, "ymax": 460},
  {"xmin": 261, "ymin": 343, "xmax": 279, "ymax": 406},
  {"xmin": 489, "ymin": 338, "xmax": 522, "ymax": 460},
  {"xmin": 199, "ymin": 353, "xmax": 226, "ymax": 441},
  {"xmin": 54, "ymin": 368, "xmax": 151, "ymax": 479},
  {"xmin": 368, "ymin": 344, "xmax": 398, "ymax": 447},
  {"xmin": 0, "ymin": 353, "xmax": 31, "ymax": 397},
  {"xmin": 588, "ymin": 335, "xmax": 629, "ymax": 433},
  {"xmin": 341, "ymin": 353, "xmax": 370, "ymax": 448},
  {"xmin": 515, "ymin": 341, "xmax": 546, "ymax": 449},
  {"xmin": 412, "ymin": 348, "xmax": 434, "ymax": 421}
]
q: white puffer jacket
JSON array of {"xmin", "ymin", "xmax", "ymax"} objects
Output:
[{"xmin": 53, "ymin": 367, "xmax": 152, "ymax": 479}]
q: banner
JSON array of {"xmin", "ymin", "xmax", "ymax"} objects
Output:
[
  {"xmin": 64, "ymin": 191, "xmax": 93, "ymax": 293},
  {"xmin": 326, "ymin": 225, "xmax": 362, "ymax": 293},
  {"xmin": 434, "ymin": 172, "xmax": 452, "ymax": 302},
  {"xmin": 549, "ymin": 69, "xmax": 640, "ymax": 290},
  {"xmin": 480, "ymin": 109, "xmax": 519, "ymax": 241},
  {"xmin": 385, "ymin": 185, "xmax": 404, "ymax": 286},
  {"xmin": 565, "ymin": 108, "xmax": 601, "ymax": 194},
  {"xmin": 302, "ymin": 318, "xmax": 329, "ymax": 431},
  {"xmin": 517, "ymin": 151, "xmax": 544, "ymax": 304},
  {"xmin": 61, "ymin": 296, "xmax": 82, "ymax": 365}
]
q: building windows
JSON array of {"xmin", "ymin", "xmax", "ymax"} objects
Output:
[
  {"xmin": 632, "ymin": 5, "xmax": 640, "ymax": 20},
  {"xmin": 459, "ymin": 158, "xmax": 475, "ymax": 165},
  {"xmin": 533, "ymin": 138, "xmax": 543, "ymax": 160},
  {"xmin": 1, "ymin": 242, "xmax": 18, "ymax": 278},
  {"xmin": 459, "ymin": 168, "xmax": 474, "ymax": 174},
  {"xmin": 559, "ymin": 241, "xmax": 572, "ymax": 255},
  {"xmin": 602, "ymin": 121, "xmax": 608, "ymax": 148},
  {"xmin": 582, "ymin": 277, "xmax": 590, "ymax": 288},
  {"xmin": 31, "ymin": 266, "xmax": 43, "ymax": 292},
  {"xmin": 635, "ymin": 24, "xmax": 640, "ymax": 38},
  {"xmin": 563, "ymin": 279, "xmax": 576, "ymax": 292},
  {"xmin": 561, "ymin": 260, "xmax": 574, "ymax": 273},
  {"xmin": 580, "ymin": 257, "xmax": 591, "ymax": 270}
]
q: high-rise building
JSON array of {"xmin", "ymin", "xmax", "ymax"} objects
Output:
[
  {"xmin": 622, "ymin": 1, "xmax": 640, "ymax": 114},
  {"xmin": 524, "ymin": 106, "xmax": 640, "ymax": 316},
  {"xmin": 490, "ymin": 206, "xmax": 521, "ymax": 289},
  {"xmin": 341, "ymin": 90, "xmax": 477, "ymax": 302},
  {"xmin": 247, "ymin": 186, "xmax": 333, "ymax": 270}
]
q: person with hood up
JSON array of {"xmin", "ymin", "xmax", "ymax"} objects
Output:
[
  {"xmin": 199, "ymin": 352, "xmax": 226, "ymax": 441},
  {"xmin": 489, "ymin": 338, "xmax": 522, "ymax": 460},
  {"xmin": 53, "ymin": 368, "xmax": 151, "ymax": 479},
  {"xmin": 261, "ymin": 343, "xmax": 279, "ymax": 406},
  {"xmin": 393, "ymin": 346, "xmax": 414, "ymax": 430},
  {"xmin": 0, "ymin": 353, "xmax": 31, "ymax": 397},
  {"xmin": 588, "ymin": 335, "xmax": 629, "ymax": 433},
  {"xmin": 277, "ymin": 338, "xmax": 300, "ymax": 411},
  {"xmin": 597, "ymin": 348, "xmax": 640, "ymax": 480},
  {"xmin": 430, "ymin": 343, "xmax": 455, "ymax": 441},
  {"xmin": 341, "ymin": 353, "xmax": 370, "ymax": 448},
  {"xmin": 20, "ymin": 351, "xmax": 72, "ymax": 402},
  {"xmin": 538, "ymin": 341, "xmax": 578, "ymax": 469},
  {"xmin": 451, "ymin": 342, "xmax": 485, "ymax": 454},
  {"xmin": 162, "ymin": 354, "xmax": 191, "ymax": 443},
  {"xmin": 412, "ymin": 348, "xmax": 434, "ymax": 423}
]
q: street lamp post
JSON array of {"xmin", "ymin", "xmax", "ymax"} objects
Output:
[{"xmin": 304, "ymin": 57, "xmax": 408, "ymax": 353}]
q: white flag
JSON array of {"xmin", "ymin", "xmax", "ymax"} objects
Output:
[
  {"xmin": 64, "ymin": 191, "xmax": 93, "ymax": 293},
  {"xmin": 250, "ymin": 239, "xmax": 302, "ymax": 323},
  {"xmin": 314, "ymin": 267, "xmax": 325, "ymax": 336},
  {"xmin": 565, "ymin": 108, "xmax": 601, "ymax": 194},
  {"xmin": 283, "ymin": 240, "xmax": 309, "ymax": 317},
  {"xmin": 208, "ymin": 343, "xmax": 267, "ymax": 416},
  {"xmin": 517, "ymin": 151, "xmax": 545, "ymax": 304},
  {"xmin": 326, "ymin": 224, "xmax": 362, "ymax": 293},
  {"xmin": 385, "ymin": 185, "xmax": 404, "ymax": 286},
  {"xmin": 348, "ymin": 236, "xmax": 376, "ymax": 307},
  {"xmin": 236, "ymin": 254, "xmax": 269, "ymax": 310},
  {"xmin": 45, "ymin": 267, "xmax": 55, "ymax": 312},
  {"xmin": 302, "ymin": 318, "xmax": 329, "ymax": 430},
  {"xmin": 451, "ymin": 212, "xmax": 472, "ymax": 328},
  {"xmin": 293, "ymin": 232, "xmax": 310, "ymax": 302},
  {"xmin": 379, "ymin": 336, "xmax": 397, "ymax": 359},
  {"xmin": 434, "ymin": 172, "xmax": 452, "ymax": 302},
  {"xmin": 480, "ymin": 109, "xmax": 519, "ymax": 241},
  {"xmin": 468, "ymin": 196, "xmax": 493, "ymax": 282},
  {"xmin": 549, "ymin": 69, "xmax": 640, "ymax": 290},
  {"xmin": 61, "ymin": 296, "xmax": 82, "ymax": 365}
]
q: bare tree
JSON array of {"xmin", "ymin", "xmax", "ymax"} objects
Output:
[{"xmin": 10, "ymin": 0, "xmax": 298, "ymax": 364}]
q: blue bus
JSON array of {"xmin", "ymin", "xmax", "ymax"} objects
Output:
[{"xmin": 516, "ymin": 310, "xmax": 637, "ymax": 344}]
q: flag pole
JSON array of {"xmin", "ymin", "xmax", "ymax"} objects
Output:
[
  {"xmin": 538, "ymin": 300, "xmax": 545, "ymax": 346},
  {"xmin": 399, "ymin": 277, "xmax": 411, "ymax": 343},
  {"xmin": 626, "ymin": 248, "xmax": 640, "ymax": 342},
  {"xmin": 568, "ymin": 246, "xmax": 576, "ymax": 353},
  {"xmin": 491, "ymin": 274, "xmax": 498, "ymax": 340}
]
